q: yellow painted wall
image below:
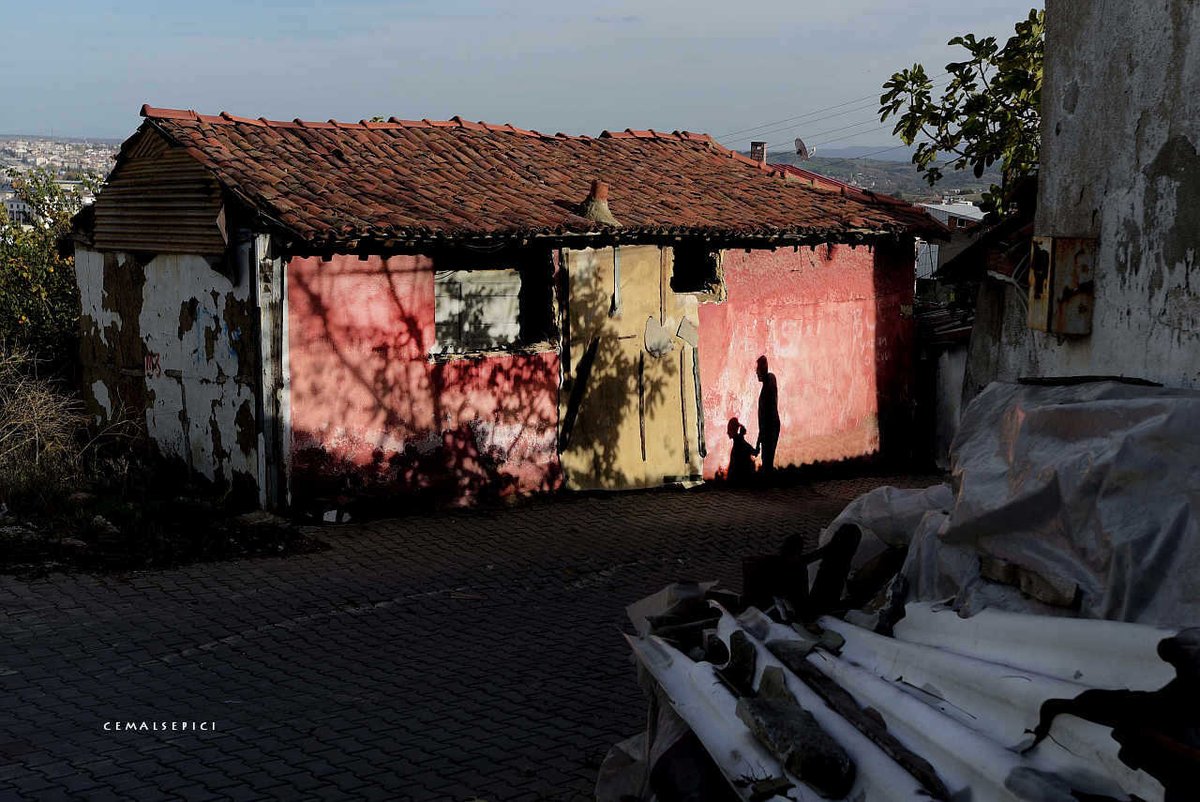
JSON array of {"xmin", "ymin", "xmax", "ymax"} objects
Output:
[{"xmin": 559, "ymin": 245, "xmax": 703, "ymax": 490}]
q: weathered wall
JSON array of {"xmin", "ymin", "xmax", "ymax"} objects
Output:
[
  {"xmin": 287, "ymin": 254, "xmax": 560, "ymax": 502},
  {"xmin": 558, "ymin": 245, "xmax": 703, "ymax": 490},
  {"xmin": 75, "ymin": 247, "xmax": 260, "ymax": 495},
  {"xmin": 698, "ymin": 242, "xmax": 914, "ymax": 478},
  {"xmin": 933, "ymin": 344, "xmax": 967, "ymax": 470},
  {"xmin": 982, "ymin": 0, "xmax": 1200, "ymax": 388}
]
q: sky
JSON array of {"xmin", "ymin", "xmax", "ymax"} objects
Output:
[{"xmin": 0, "ymin": 0, "xmax": 1042, "ymax": 151}]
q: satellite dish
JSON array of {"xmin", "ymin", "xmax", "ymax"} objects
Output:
[{"xmin": 795, "ymin": 138, "xmax": 815, "ymax": 160}]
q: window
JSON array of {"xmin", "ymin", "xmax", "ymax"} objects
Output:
[
  {"xmin": 670, "ymin": 244, "xmax": 725, "ymax": 300},
  {"xmin": 434, "ymin": 268, "xmax": 524, "ymax": 353}
]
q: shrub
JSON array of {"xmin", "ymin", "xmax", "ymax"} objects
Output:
[
  {"xmin": 0, "ymin": 351, "xmax": 88, "ymax": 507},
  {"xmin": 0, "ymin": 168, "xmax": 100, "ymax": 365}
]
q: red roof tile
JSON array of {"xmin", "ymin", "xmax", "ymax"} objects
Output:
[
  {"xmin": 127, "ymin": 104, "xmax": 942, "ymax": 246},
  {"xmin": 773, "ymin": 163, "xmax": 946, "ymax": 235}
]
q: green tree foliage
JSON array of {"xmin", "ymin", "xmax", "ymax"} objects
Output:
[
  {"xmin": 880, "ymin": 9, "xmax": 1044, "ymax": 213},
  {"xmin": 0, "ymin": 169, "xmax": 99, "ymax": 362}
]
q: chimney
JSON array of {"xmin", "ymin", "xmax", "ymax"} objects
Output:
[
  {"xmin": 750, "ymin": 141, "xmax": 767, "ymax": 165},
  {"xmin": 581, "ymin": 179, "xmax": 620, "ymax": 226}
]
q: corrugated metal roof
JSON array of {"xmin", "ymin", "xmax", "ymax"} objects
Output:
[{"xmin": 922, "ymin": 202, "xmax": 987, "ymax": 222}]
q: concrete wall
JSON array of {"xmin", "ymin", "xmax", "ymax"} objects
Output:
[
  {"xmin": 75, "ymin": 247, "xmax": 261, "ymax": 497},
  {"xmin": 933, "ymin": 344, "xmax": 967, "ymax": 469},
  {"xmin": 984, "ymin": 0, "xmax": 1200, "ymax": 388},
  {"xmin": 698, "ymin": 242, "xmax": 915, "ymax": 478},
  {"xmin": 287, "ymin": 254, "xmax": 560, "ymax": 503}
]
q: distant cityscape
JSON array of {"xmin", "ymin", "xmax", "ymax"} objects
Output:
[
  {"xmin": 0, "ymin": 134, "xmax": 117, "ymax": 179},
  {"xmin": 0, "ymin": 135, "xmax": 116, "ymax": 223}
]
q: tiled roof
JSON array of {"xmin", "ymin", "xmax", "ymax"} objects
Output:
[
  {"xmin": 774, "ymin": 163, "xmax": 947, "ymax": 234},
  {"xmin": 129, "ymin": 105, "xmax": 943, "ymax": 247}
]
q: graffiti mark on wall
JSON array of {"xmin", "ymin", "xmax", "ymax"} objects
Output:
[{"xmin": 145, "ymin": 352, "xmax": 162, "ymax": 378}]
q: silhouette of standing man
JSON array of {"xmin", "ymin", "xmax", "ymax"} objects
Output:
[{"xmin": 755, "ymin": 355, "xmax": 780, "ymax": 473}]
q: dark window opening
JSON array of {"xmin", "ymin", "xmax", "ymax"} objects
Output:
[{"xmin": 671, "ymin": 244, "xmax": 725, "ymax": 299}]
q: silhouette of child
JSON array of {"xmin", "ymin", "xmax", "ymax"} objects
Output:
[{"xmin": 726, "ymin": 417, "xmax": 759, "ymax": 484}]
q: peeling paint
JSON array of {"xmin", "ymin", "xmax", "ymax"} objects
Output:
[
  {"xmin": 75, "ymin": 249, "xmax": 122, "ymax": 347},
  {"xmin": 75, "ymin": 246, "xmax": 260, "ymax": 492},
  {"xmin": 90, "ymin": 380, "xmax": 112, "ymax": 423},
  {"xmin": 178, "ymin": 298, "xmax": 198, "ymax": 338},
  {"xmin": 235, "ymin": 399, "xmax": 257, "ymax": 457},
  {"xmin": 76, "ymin": 250, "xmax": 148, "ymax": 424},
  {"xmin": 1000, "ymin": 0, "xmax": 1200, "ymax": 389}
]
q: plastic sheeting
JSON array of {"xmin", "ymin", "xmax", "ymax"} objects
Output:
[
  {"xmin": 608, "ymin": 379, "xmax": 1200, "ymax": 801},
  {"xmin": 819, "ymin": 381, "xmax": 1200, "ymax": 626}
]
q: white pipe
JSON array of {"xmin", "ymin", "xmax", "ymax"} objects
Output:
[
  {"xmin": 626, "ymin": 634, "xmax": 811, "ymax": 801},
  {"xmin": 715, "ymin": 613, "xmax": 936, "ymax": 802},
  {"xmin": 821, "ymin": 616, "xmax": 1165, "ymax": 801},
  {"xmin": 894, "ymin": 603, "xmax": 1177, "ymax": 691}
]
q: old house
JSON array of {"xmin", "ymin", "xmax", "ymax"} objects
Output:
[{"xmin": 73, "ymin": 105, "xmax": 939, "ymax": 508}]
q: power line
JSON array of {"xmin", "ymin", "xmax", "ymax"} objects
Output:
[
  {"xmin": 766, "ymin": 117, "xmax": 886, "ymax": 149},
  {"xmin": 809, "ymin": 127, "xmax": 900, "ymax": 150},
  {"xmin": 847, "ymin": 143, "xmax": 915, "ymax": 160},
  {"xmin": 718, "ymin": 95, "xmax": 881, "ymax": 140},
  {"xmin": 717, "ymin": 71, "xmax": 949, "ymax": 141},
  {"xmin": 723, "ymin": 98, "xmax": 880, "ymax": 142}
]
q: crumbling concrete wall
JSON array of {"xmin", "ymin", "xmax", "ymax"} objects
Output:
[
  {"xmin": 698, "ymin": 242, "xmax": 915, "ymax": 477},
  {"xmin": 75, "ymin": 247, "xmax": 261, "ymax": 495},
  {"xmin": 979, "ymin": 0, "xmax": 1200, "ymax": 389},
  {"xmin": 287, "ymin": 254, "xmax": 560, "ymax": 503}
]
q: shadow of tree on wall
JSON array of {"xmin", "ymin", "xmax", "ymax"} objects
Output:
[
  {"xmin": 285, "ymin": 245, "xmax": 676, "ymax": 513},
  {"xmin": 557, "ymin": 248, "xmax": 681, "ymax": 491}
]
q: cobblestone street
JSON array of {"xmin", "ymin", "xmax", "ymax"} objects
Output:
[{"xmin": 1, "ymin": 476, "xmax": 935, "ymax": 801}]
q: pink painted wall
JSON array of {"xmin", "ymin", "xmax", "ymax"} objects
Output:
[
  {"xmin": 699, "ymin": 243, "xmax": 914, "ymax": 478},
  {"xmin": 287, "ymin": 254, "xmax": 561, "ymax": 502}
]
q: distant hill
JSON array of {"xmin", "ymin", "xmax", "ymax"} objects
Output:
[
  {"xmin": 796, "ymin": 157, "xmax": 997, "ymax": 202},
  {"xmin": 769, "ymin": 150, "xmax": 1001, "ymax": 203}
]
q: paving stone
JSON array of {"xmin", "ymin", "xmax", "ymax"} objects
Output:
[{"xmin": 0, "ymin": 477, "xmax": 934, "ymax": 801}]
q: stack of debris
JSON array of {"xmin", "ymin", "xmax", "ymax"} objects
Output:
[
  {"xmin": 601, "ymin": 380, "xmax": 1200, "ymax": 802},
  {"xmin": 915, "ymin": 302, "xmax": 974, "ymax": 347}
]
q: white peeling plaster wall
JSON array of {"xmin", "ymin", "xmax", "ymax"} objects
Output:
[
  {"xmin": 139, "ymin": 254, "xmax": 257, "ymax": 484},
  {"xmin": 76, "ymin": 248, "xmax": 121, "ymax": 347},
  {"xmin": 76, "ymin": 247, "xmax": 259, "ymax": 485},
  {"xmin": 1000, "ymin": 0, "xmax": 1200, "ymax": 388},
  {"xmin": 77, "ymin": 248, "xmax": 118, "ymax": 424}
]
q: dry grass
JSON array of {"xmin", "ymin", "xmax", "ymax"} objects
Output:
[{"xmin": 0, "ymin": 351, "xmax": 89, "ymax": 506}]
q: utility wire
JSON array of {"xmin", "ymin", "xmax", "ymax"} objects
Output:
[
  {"xmin": 717, "ymin": 71, "xmax": 949, "ymax": 141},
  {"xmin": 846, "ymin": 143, "xmax": 915, "ymax": 160},
  {"xmin": 766, "ymin": 117, "xmax": 885, "ymax": 149},
  {"xmin": 809, "ymin": 127, "xmax": 901, "ymax": 150},
  {"xmin": 756, "ymin": 77, "xmax": 950, "ymax": 148},
  {"xmin": 724, "ymin": 99, "xmax": 881, "ymax": 142},
  {"xmin": 718, "ymin": 96, "xmax": 882, "ymax": 140}
]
